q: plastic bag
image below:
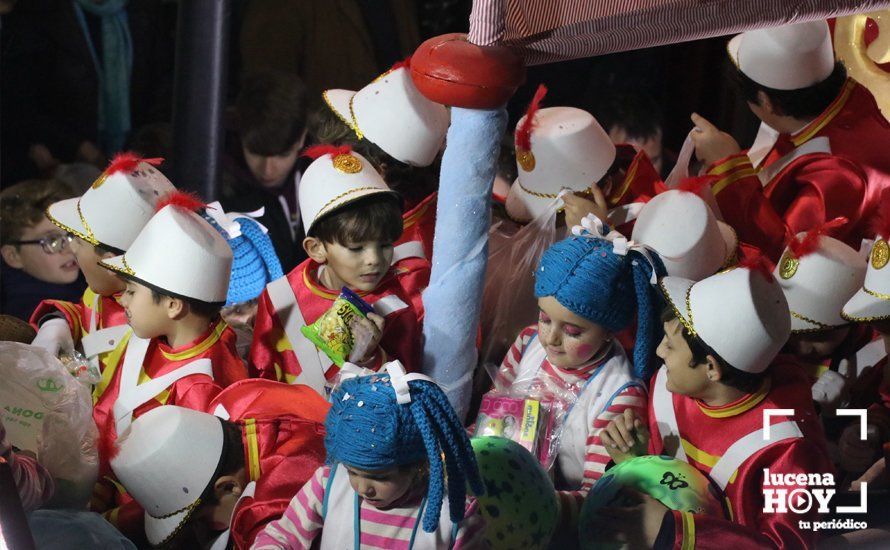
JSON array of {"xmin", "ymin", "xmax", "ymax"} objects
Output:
[
  {"xmin": 0, "ymin": 342, "xmax": 98, "ymax": 508},
  {"xmin": 480, "ymin": 194, "xmax": 566, "ymax": 382},
  {"xmin": 301, "ymin": 288, "xmax": 376, "ymax": 367}
]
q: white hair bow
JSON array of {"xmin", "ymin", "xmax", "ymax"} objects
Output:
[
  {"xmin": 338, "ymin": 361, "xmax": 436, "ymax": 405},
  {"xmin": 570, "ymin": 214, "xmax": 661, "ymax": 284},
  {"xmin": 205, "ymin": 201, "xmax": 269, "ymax": 239}
]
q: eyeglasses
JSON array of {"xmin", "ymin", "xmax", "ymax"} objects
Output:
[{"xmin": 9, "ymin": 233, "xmax": 73, "ymax": 254}]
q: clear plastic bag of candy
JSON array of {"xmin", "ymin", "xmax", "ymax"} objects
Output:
[
  {"xmin": 59, "ymin": 350, "xmax": 100, "ymax": 385},
  {"xmin": 301, "ymin": 288, "xmax": 377, "ymax": 367}
]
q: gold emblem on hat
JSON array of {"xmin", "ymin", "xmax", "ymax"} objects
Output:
[
  {"xmin": 91, "ymin": 172, "xmax": 110, "ymax": 189},
  {"xmin": 779, "ymin": 252, "xmax": 799, "ymax": 279},
  {"xmin": 517, "ymin": 149, "xmax": 536, "ymax": 172},
  {"xmin": 333, "ymin": 154, "xmax": 362, "ymax": 174},
  {"xmin": 872, "ymin": 239, "xmax": 890, "ymax": 270}
]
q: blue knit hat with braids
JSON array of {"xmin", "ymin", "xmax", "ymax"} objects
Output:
[
  {"xmin": 534, "ymin": 218, "xmax": 666, "ymax": 379},
  {"xmin": 203, "ymin": 209, "xmax": 285, "ymax": 306},
  {"xmin": 326, "ymin": 363, "xmax": 485, "ymax": 533}
]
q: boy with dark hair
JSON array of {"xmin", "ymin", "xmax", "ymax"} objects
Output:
[
  {"xmin": 0, "ymin": 179, "xmax": 84, "ymax": 320},
  {"xmin": 28, "ymin": 154, "xmax": 175, "ymax": 368},
  {"xmin": 595, "ymin": 91, "xmax": 670, "ymax": 178},
  {"xmin": 249, "ymin": 146, "xmax": 430, "ymax": 391},
  {"xmin": 691, "ymin": 20, "xmax": 890, "ymax": 260},
  {"xmin": 110, "ymin": 382, "xmax": 328, "ymax": 549},
  {"xmin": 91, "ymin": 194, "xmax": 247, "ymax": 534},
  {"xmin": 597, "ymin": 262, "xmax": 835, "ymax": 549},
  {"xmin": 222, "ymin": 70, "xmax": 310, "ymax": 272}
]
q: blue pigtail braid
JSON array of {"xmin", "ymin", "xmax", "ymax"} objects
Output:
[
  {"xmin": 410, "ymin": 397, "xmax": 447, "ymax": 533},
  {"xmin": 628, "ymin": 249, "xmax": 665, "ymax": 379}
]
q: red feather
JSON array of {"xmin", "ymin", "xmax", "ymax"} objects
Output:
[
  {"xmin": 515, "ymin": 84, "xmax": 548, "ymax": 151},
  {"xmin": 155, "ymin": 191, "xmax": 206, "ymax": 213},
  {"xmin": 786, "ymin": 217, "xmax": 848, "ymax": 258},
  {"xmin": 868, "ymin": 187, "xmax": 890, "ymax": 240},
  {"xmin": 106, "ymin": 152, "xmax": 163, "ymax": 174},
  {"xmin": 739, "ymin": 252, "xmax": 775, "ymax": 282},
  {"xmin": 390, "ymin": 56, "xmax": 411, "ymax": 71},
  {"xmin": 676, "ymin": 176, "xmax": 713, "ymax": 197},
  {"xmin": 301, "ymin": 144, "xmax": 353, "ymax": 160}
]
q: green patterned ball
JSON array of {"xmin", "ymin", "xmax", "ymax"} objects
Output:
[
  {"xmin": 471, "ymin": 436, "xmax": 558, "ymax": 549},
  {"xmin": 579, "ymin": 455, "xmax": 724, "ymax": 549}
]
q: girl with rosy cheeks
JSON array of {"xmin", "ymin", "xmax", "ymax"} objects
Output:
[{"xmin": 490, "ymin": 219, "xmax": 665, "ymax": 527}]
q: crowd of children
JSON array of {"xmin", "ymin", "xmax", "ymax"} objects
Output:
[{"xmin": 2, "ymin": 15, "xmax": 890, "ymax": 550}]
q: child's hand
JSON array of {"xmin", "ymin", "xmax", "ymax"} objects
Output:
[
  {"xmin": 563, "ymin": 186, "xmax": 609, "ymax": 230},
  {"xmin": 600, "ymin": 408, "xmax": 649, "ymax": 464},
  {"xmin": 839, "ymin": 422, "xmax": 882, "ymax": 473},
  {"xmin": 31, "ymin": 318, "xmax": 74, "ymax": 358},
  {"xmin": 851, "ymin": 457, "xmax": 887, "ymax": 491},
  {"xmin": 349, "ymin": 313, "xmax": 385, "ymax": 365},
  {"xmin": 689, "ymin": 113, "xmax": 741, "ymax": 167},
  {"xmin": 587, "ymin": 488, "xmax": 668, "ymax": 549}
]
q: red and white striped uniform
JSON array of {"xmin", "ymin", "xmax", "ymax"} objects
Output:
[
  {"xmin": 252, "ymin": 465, "xmax": 483, "ymax": 550},
  {"xmin": 496, "ymin": 325, "xmax": 647, "ymax": 519}
]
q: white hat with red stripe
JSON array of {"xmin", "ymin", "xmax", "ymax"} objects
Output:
[
  {"xmin": 728, "ymin": 20, "xmax": 835, "ymax": 90},
  {"xmin": 631, "ymin": 188, "xmax": 737, "ymax": 281},
  {"xmin": 46, "ymin": 153, "xmax": 175, "ymax": 253},
  {"xmin": 660, "ymin": 257, "xmax": 791, "ymax": 374},
  {"xmin": 298, "ymin": 145, "xmax": 400, "ymax": 235},
  {"xmin": 774, "ymin": 224, "xmax": 866, "ymax": 333},
  {"xmin": 505, "ymin": 85, "xmax": 616, "ymax": 223},
  {"xmin": 843, "ymin": 197, "xmax": 890, "ymax": 322},
  {"xmin": 324, "ymin": 61, "xmax": 449, "ymax": 167},
  {"xmin": 111, "ymin": 406, "xmax": 225, "ymax": 546},
  {"xmin": 99, "ymin": 193, "xmax": 233, "ymax": 304}
]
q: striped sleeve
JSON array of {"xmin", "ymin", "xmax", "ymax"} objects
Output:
[
  {"xmin": 251, "ymin": 465, "xmax": 329, "ymax": 550},
  {"xmin": 583, "ymin": 385, "xmax": 648, "ymax": 489},
  {"xmin": 0, "ymin": 420, "xmax": 54, "ymax": 512},
  {"xmin": 495, "ymin": 326, "xmax": 536, "ymax": 390}
]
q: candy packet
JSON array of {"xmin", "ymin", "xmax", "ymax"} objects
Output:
[
  {"xmin": 301, "ymin": 288, "xmax": 376, "ymax": 367},
  {"xmin": 474, "ymin": 393, "xmax": 558, "ymax": 468}
]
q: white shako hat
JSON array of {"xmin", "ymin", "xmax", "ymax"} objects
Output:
[
  {"xmin": 631, "ymin": 189, "xmax": 738, "ymax": 281},
  {"xmin": 46, "ymin": 153, "xmax": 176, "ymax": 253},
  {"xmin": 775, "ymin": 227, "xmax": 866, "ymax": 333},
  {"xmin": 323, "ymin": 61, "xmax": 449, "ymax": 167},
  {"xmin": 99, "ymin": 193, "xmax": 233, "ymax": 304},
  {"xmin": 111, "ymin": 406, "xmax": 225, "ymax": 546},
  {"xmin": 298, "ymin": 145, "xmax": 400, "ymax": 236},
  {"xmin": 843, "ymin": 200, "xmax": 890, "ymax": 322},
  {"xmin": 728, "ymin": 20, "xmax": 835, "ymax": 90},
  {"xmin": 506, "ymin": 85, "xmax": 616, "ymax": 223},
  {"xmin": 660, "ymin": 260, "xmax": 791, "ymax": 374}
]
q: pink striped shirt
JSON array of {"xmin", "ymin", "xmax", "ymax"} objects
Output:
[
  {"xmin": 497, "ymin": 326, "xmax": 648, "ymax": 518},
  {"xmin": 252, "ymin": 465, "xmax": 484, "ymax": 549},
  {"xmin": 0, "ymin": 419, "xmax": 54, "ymax": 511}
]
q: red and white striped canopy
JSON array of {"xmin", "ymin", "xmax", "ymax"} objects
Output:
[{"xmin": 468, "ymin": 0, "xmax": 890, "ymax": 64}]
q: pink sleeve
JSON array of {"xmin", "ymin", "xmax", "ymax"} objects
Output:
[
  {"xmin": 1, "ymin": 420, "xmax": 54, "ymax": 511},
  {"xmin": 251, "ymin": 465, "xmax": 329, "ymax": 550}
]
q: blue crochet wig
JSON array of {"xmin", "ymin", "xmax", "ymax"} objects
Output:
[
  {"xmin": 325, "ymin": 372, "xmax": 484, "ymax": 533},
  {"xmin": 534, "ymin": 230, "xmax": 665, "ymax": 379},
  {"xmin": 204, "ymin": 214, "xmax": 284, "ymax": 306}
]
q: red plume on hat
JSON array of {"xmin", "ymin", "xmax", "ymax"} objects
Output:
[
  {"xmin": 106, "ymin": 152, "xmax": 163, "ymax": 175},
  {"xmin": 155, "ymin": 191, "xmax": 207, "ymax": 213},
  {"xmin": 675, "ymin": 176, "xmax": 717, "ymax": 198},
  {"xmin": 869, "ymin": 187, "xmax": 890, "ymax": 241},
  {"xmin": 515, "ymin": 84, "xmax": 548, "ymax": 152},
  {"xmin": 739, "ymin": 251, "xmax": 775, "ymax": 282},
  {"xmin": 784, "ymin": 217, "xmax": 848, "ymax": 259},
  {"xmin": 301, "ymin": 144, "xmax": 353, "ymax": 160},
  {"xmin": 390, "ymin": 56, "xmax": 411, "ymax": 71}
]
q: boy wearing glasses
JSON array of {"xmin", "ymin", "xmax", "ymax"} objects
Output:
[{"xmin": 0, "ymin": 179, "xmax": 84, "ymax": 320}]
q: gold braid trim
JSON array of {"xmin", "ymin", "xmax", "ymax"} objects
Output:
[
  {"xmin": 659, "ymin": 279, "xmax": 697, "ymax": 338},
  {"xmin": 789, "ymin": 310, "xmax": 838, "ymax": 333},
  {"xmin": 151, "ymin": 498, "xmax": 202, "ymax": 547}
]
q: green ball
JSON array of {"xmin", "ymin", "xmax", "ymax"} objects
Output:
[
  {"xmin": 471, "ymin": 436, "xmax": 558, "ymax": 549},
  {"xmin": 578, "ymin": 455, "xmax": 724, "ymax": 550}
]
